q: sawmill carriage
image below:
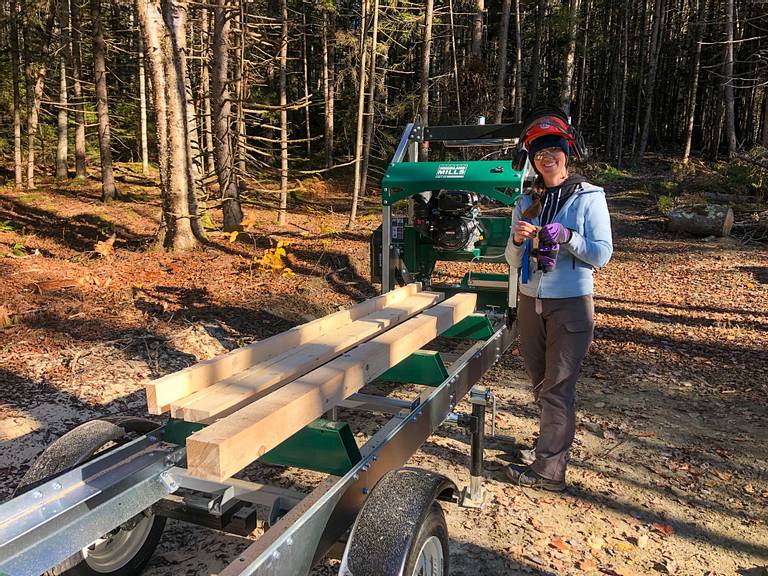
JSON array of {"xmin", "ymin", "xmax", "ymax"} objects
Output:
[{"xmin": 0, "ymin": 120, "xmax": 530, "ymax": 576}]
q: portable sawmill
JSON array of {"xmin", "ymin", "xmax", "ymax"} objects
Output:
[{"xmin": 0, "ymin": 120, "xmax": 531, "ymax": 576}]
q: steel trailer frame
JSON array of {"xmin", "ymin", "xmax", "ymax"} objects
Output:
[{"xmin": 0, "ymin": 322, "xmax": 515, "ymax": 576}]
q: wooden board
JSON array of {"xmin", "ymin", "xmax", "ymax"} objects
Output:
[
  {"xmin": 145, "ymin": 283, "xmax": 421, "ymax": 414},
  {"xmin": 186, "ymin": 292, "xmax": 477, "ymax": 481},
  {"xmin": 171, "ymin": 291, "xmax": 444, "ymax": 422}
]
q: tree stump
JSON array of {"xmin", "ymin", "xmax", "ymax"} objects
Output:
[{"xmin": 668, "ymin": 205, "xmax": 734, "ymax": 237}]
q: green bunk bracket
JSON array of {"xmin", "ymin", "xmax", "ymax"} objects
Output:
[
  {"xmin": 260, "ymin": 418, "xmax": 362, "ymax": 476},
  {"xmin": 162, "ymin": 417, "xmax": 361, "ymax": 476},
  {"xmin": 162, "ymin": 418, "xmax": 206, "ymax": 446},
  {"xmin": 460, "ymin": 272, "xmax": 509, "ymax": 289},
  {"xmin": 380, "ymin": 350, "xmax": 449, "ymax": 387},
  {"xmin": 441, "ymin": 313, "xmax": 495, "ymax": 340}
]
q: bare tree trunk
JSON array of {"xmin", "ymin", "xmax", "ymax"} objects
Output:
[
  {"xmin": 137, "ymin": 0, "xmax": 202, "ymax": 251},
  {"xmin": 348, "ymin": 0, "xmax": 368, "ymax": 226},
  {"xmin": 527, "ymin": 0, "xmax": 544, "ymax": 109},
  {"xmin": 471, "ymin": 0, "xmax": 484, "ymax": 63},
  {"xmin": 302, "ymin": 12, "xmax": 312, "ymax": 159},
  {"xmin": 321, "ymin": 8, "xmax": 335, "ymax": 168},
  {"xmin": 763, "ymin": 93, "xmax": 768, "ymax": 148},
  {"xmin": 493, "ymin": 0, "xmax": 512, "ymax": 123},
  {"xmin": 171, "ymin": 0, "xmax": 204, "ymax": 202},
  {"xmin": 26, "ymin": 1, "xmax": 57, "ymax": 190},
  {"xmin": 57, "ymin": 0, "xmax": 70, "ymax": 179},
  {"xmin": 513, "ymin": 0, "xmax": 522, "ymax": 122},
  {"xmin": 360, "ymin": 0, "xmax": 380, "ymax": 197},
  {"xmin": 419, "ymin": 0, "xmax": 433, "ymax": 160},
  {"xmin": 212, "ymin": 0, "xmax": 243, "ymax": 230},
  {"xmin": 91, "ymin": 0, "xmax": 117, "ymax": 200},
  {"xmin": 723, "ymin": 0, "xmax": 737, "ymax": 156},
  {"xmin": 278, "ymin": 0, "xmax": 289, "ymax": 226},
  {"xmin": 10, "ymin": 0, "xmax": 23, "ymax": 188},
  {"xmin": 448, "ymin": 0, "xmax": 462, "ymax": 123},
  {"xmin": 616, "ymin": 3, "xmax": 629, "ymax": 166},
  {"xmin": 560, "ymin": 0, "xmax": 581, "ymax": 116},
  {"xmin": 575, "ymin": 4, "xmax": 589, "ymax": 129},
  {"xmin": 683, "ymin": 0, "xmax": 707, "ymax": 163},
  {"xmin": 235, "ymin": 1, "xmax": 247, "ymax": 175},
  {"xmin": 71, "ymin": 0, "xmax": 87, "ymax": 178},
  {"xmin": 201, "ymin": 7, "xmax": 215, "ymax": 175},
  {"xmin": 138, "ymin": 20, "xmax": 150, "ymax": 175},
  {"xmin": 635, "ymin": 0, "xmax": 665, "ymax": 163}
]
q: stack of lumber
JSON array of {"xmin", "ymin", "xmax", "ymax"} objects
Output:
[{"xmin": 145, "ymin": 283, "xmax": 477, "ymax": 481}]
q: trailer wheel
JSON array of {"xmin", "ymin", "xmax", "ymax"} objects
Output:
[
  {"xmin": 339, "ymin": 467, "xmax": 454, "ymax": 576},
  {"xmin": 15, "ymin": 418, "xmax": 167, "ymax": 576}
]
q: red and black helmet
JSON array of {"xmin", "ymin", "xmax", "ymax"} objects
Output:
[{"xmin": 514, "ymin": 106, "xmax": 588, "ymax": 168}]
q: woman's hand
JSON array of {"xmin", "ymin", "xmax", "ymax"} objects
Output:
[{"xmin": 513, "ymin": 220, "xmax": 539, "ymax": 244}]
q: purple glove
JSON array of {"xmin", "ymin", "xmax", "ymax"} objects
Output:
[
  {"xmin": 539, "ymin": 223, "xmax": 571, "ymax": 245},
  {"xmin": 537, "ymin": 243, "xmax": 559, "ymax": 273}
]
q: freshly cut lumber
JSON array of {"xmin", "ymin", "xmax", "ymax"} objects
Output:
[
  {"xmin": 171, "ymin": 290, "xmax": 444, "ymax": 422},
  {"xmin": 668, "ymin": 204, "xmax": 734, "ymax": 237},
  {"xmin": 145, "ymin": 283, "xmax": 421, "ymax": 414},
  {"xmin": 186, "ymin": 292, "xmax": 477, "ymax": 481}
]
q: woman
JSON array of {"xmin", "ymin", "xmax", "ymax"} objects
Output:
[{"xmin": 504, "ymin": 113, "xmax": 613, "ymax": 492}]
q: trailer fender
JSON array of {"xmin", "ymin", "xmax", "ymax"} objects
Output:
[{"xmin": 339, "ymin": 466, "xmax": 456, "ymax": 576}]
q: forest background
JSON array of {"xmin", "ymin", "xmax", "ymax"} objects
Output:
[{"xmin": 1, "ymin": 0, "xmax": 768, "ymax": 246}]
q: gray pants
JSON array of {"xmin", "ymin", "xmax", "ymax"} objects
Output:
[{"xmin": 517, "ymin": 293, "xmax": 594, "ymax": 482}]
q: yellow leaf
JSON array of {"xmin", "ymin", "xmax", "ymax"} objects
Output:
[
  {"xmin": 614, "ymin": 541, "xmax": 634, "ymax": 553},
  {"xmin": 746, "ymin": 282, "xmax": 755, "ymax": 289},
  {"xmin": 586, "ymin": 535, "xmax": 605, "ymax": 550},
  {"xmin": 229, "ymin": 231, "xmax": 239, "ymax": 243}
]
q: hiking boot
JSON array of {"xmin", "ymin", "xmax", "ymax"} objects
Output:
[
  {"xmin": 519, "ymin": 448, "xmax": 536, "ymax": 466},
  {"xmin": 504, "ymin": 463, "xmax": 567, "ymax": 492}
]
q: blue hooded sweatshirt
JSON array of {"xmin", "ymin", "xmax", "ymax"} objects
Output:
[{"xmin": 505, "ymin": 180, "xmax": 613, "ymax": 299}]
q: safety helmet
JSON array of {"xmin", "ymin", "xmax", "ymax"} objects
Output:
[{"xmin": 513, "ymin": 106, "xmax": 588, "ymax": 169}]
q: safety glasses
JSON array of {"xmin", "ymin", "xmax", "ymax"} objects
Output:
[{"xmin": 533, "ymin": 147, "xmax": 565, "ymax": 160}]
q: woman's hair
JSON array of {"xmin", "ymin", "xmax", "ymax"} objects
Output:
[{"xmin": 521, "ymin": 174, "xmax": 548, "ymax": 220}]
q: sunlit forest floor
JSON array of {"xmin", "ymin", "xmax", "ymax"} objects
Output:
[{"xmin": 0, "ymin": 164, "xmax": 766, "ymax": 575}]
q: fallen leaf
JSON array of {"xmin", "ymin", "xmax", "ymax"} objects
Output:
[
  {"xmin": 578, "ymin": 558, "xmax": 598, "ymax": 571},
  {"xmin": 241, "ymin": 211, "xmax": 259, "ymax": 229},
  {"xmin": 549, "ymin": 537, "xmax": 570, "ymax": 552},
  {"xmin": 714, "ymin": 470, "xmax": 732, "ymax": 481},
  {"xmin": 228, "ymin": 230, "xmax": 239, "ymax": 243},
  {"xmin": 636, "ymin": 534, "xmax": 649, "ymax": 548},
  {"xmin": 0, "ymin": 305, "xmax": 14, "ymax": 328},
  {"xmin": 614, "ymin": 540, "xmax": 634, "ymax": 553},
  {"xmin": 586, "ymin": 535, "xmax": 605, "ymax": 550},
  {"xmin": 652, "ymin": 523, "xmax": 674, "ymax": 536},
  {"xmin": 744, "ymin": 483, "xmax": 755, "ymax": 494},
  {"xmin": 94, "ymin": 233, "xmax": 116, "ymax": 257}
]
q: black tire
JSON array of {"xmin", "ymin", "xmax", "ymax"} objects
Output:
[
  {"xmin": 402, "ymin": 503, "xmax": 449, "ymax": 576},
  {"xmin": 15, "ymin": 418, "xmax": 166, "ymax": 576}
]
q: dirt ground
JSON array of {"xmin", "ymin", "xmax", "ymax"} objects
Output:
[{"xmin": 0, "ymin": 169, "xmax": 766, "ymax": 575}]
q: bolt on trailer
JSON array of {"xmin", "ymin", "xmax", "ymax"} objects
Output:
[{"xmin": 0, "ymin": 120, "xmax": 531, "ymax": 576}]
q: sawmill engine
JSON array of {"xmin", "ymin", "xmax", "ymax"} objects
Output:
[{"xmin": 413, "ymin": 190, "xmax": 483, "ymax": 252}]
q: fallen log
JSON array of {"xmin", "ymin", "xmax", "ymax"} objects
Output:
[
  {"xmin": 171, "ymin": 290, "xmax": 444, "ymax": 422},
  {"xmin": 667, "ymin": 204, "xmax": 734, "ymax": 237},
  {"xmin": 146, "ymin": 283, "xmax": 422, "ymax": 414},
  {"xmin": 186, "ymin": 292, "xmax": 477, "ymax": 481}
]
